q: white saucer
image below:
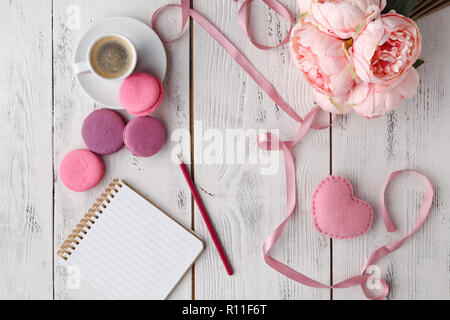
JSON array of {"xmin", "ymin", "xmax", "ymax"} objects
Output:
[{"xmin": 74, "ymin": 17, "xmax": 167, "ymax": 108}]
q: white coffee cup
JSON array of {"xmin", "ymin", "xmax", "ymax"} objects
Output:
[{"xmin": 74, "ymin": 33, "xmax": 137, "ymax": 81}]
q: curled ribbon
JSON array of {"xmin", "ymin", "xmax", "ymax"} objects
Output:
[
  {"xmin": 236, "ymin": 0, "xmax": 294, "ymax": 50},
  {"xmin": 151, "ymin": 0, "xmax": 330, "ymax": 129},
  {"xmin": 152, "ymin": 0, "xmax": 434, "ymax": 299},
  {"xmin": 259, "ymin": 108, "xmax": 434, "ymax": 300}
]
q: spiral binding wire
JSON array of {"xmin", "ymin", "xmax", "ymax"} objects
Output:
[{"xmin": 57, "ymin": 178, "xmax": 123, "ymax": 260}]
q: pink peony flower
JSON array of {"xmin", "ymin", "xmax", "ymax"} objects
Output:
[
  {"xmin": 314, "ymin": 67, "xmax": 419, "ymax": 118},
  {"xmin": 298, "ymin": 0, "xmax": 386, "ymax": 39},
  {"xmin": 290, "ymin": 22, "xmax": 354, "ymax": 99},
  {"xmin": 349, "ymin": 67, "xmax": 419, "ymax": 118},
  {"xmin": 351, "ymin": 12, "xmax": 421, "ymax": 85},
  {"xmin": 291, "ymin": 7, "xmax": 422, "ymax": 118}
]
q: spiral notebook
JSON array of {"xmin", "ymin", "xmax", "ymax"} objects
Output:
[{"xmin": 57, "ymin": 178, "xmax": 204, "ymax": 300}]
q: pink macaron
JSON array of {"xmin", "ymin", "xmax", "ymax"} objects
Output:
[
  {"xmin": 123, "ymin": 116, "xmax": 165, "ymax": 157},
  {"xmin": 60, "ymin": 149, "xmax": 104, "ymax": 192},
  {"xmin": 119, "ymin": 72, "xmax": 164, "ymax": 116}
]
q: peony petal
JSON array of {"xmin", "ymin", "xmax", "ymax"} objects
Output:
[
  {"xmin": 314, "ymin": 90, "xmax": 352, "ymax": 114},
  {"xmin": 328, "ymin": 67, "xmax": 355, "ymax": 95},
  {"xmin": 381, "ymin": 89, "xmax": 402, "ymax": 112},
  {"xmin": 297, "ymin": 0, "xmax": 312, "ymax": 14},
  {"xmin": 319, "ymin": 55, "xmax": 348, "ymax": 75},
  {"xmin": 348, "ymin": 81, "xmax": 370, "ymax": 105},
  {"xmin": 352, "ymin": 78, "xmax": 414, "ymax": 118},
  {"xmin": 394, "ymin": 67, "xmax": 420, "ymax": 99},
  {"xmin": 353, "ymin": 84, "xmax": 375, "ymax": 117},
  {"xmin": 352, "ymin": 18, "xmax": 385, "ymax": 82},
  {"xmin": 308, "ymin": 0, "xmax": 386, "ymax": 39}
]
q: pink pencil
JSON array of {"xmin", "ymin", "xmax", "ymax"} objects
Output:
[{"xmin": 177, "ymin": 156, "xmax": 233, "ymax": 276}]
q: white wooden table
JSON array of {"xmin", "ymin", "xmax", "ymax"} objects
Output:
[{"xmin": 1, "ymin": 0, "xmax": 449, "ymax": 300}]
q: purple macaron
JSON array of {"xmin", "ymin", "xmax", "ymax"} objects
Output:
[
  {"xmin": 82, "ymin": 109, "xmax": 125, "ymax": 155},
  {"xmin": 123, "ymin": 116, "xmax": 165, "ymax": 157}
]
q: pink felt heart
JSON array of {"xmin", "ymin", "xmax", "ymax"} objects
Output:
[{"xmin": 312, "ymin": 176, "xmax": 373, "ymax": 239}]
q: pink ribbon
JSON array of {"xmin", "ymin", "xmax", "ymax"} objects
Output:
[
  {"xmin": 236, "ymin": 0, "xmax": 294, "ymax": 50},
  {"xmin": 151, "ymin": 0, "xmax": 330, "ymax": 130},
  {"xmin": 259, "ymin": 110, "xmax": 434, "ymax": 299},
  {"xmin": 151, "ymin": 0, "xmax": 434, "ymax": 299}
]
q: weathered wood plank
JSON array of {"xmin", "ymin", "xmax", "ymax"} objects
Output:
[
  {"xmin": 52, "ymin": 0, "xmax": 191, "ymax": 299},
  {"xmin": 0, "ymin": 0, "xmax": 53, "ymax": 299},
  {"xmin": 193, "ymin": 0, "xmax": 330, "ymax": 299},
  {"xmin": 332, "ymin": 8, "xmax": 450, "ymax": 300},
  {"xmin": 1, "ymin": 0, "xmax": 447, "ymax": 301}
]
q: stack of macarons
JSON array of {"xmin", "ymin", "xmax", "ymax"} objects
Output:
[{"xmin": 60, "ymin": 72, "xmax": 166, "ymax": 192}]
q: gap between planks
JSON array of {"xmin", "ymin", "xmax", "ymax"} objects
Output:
[
  {"xmin": 189, "ymin": 0, "xmax": 196, "ymax": 300},
  {"xmin": 329, "ymin": 114, "xmax": 333, "ymax": 300},
  {"xmin": 51, "ymin": 0, "xmax": 56, "ymax": 301}
]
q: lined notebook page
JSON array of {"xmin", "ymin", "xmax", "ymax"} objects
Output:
[{"xmin": 65, "ymin": 180, "xmax": 204, "ymax": 299}]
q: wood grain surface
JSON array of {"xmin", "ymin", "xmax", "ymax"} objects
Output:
[
  {"xmin": 0, "ymin": 0, "xmax": 53, "ymax": 299},
  {"xmin": 0, "ymin": 0, "xmax": 448, "ymax": 300}
]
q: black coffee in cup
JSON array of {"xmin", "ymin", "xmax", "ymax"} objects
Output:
[{"xmin": 90, "ymin": 35, "xmax": 135, "ymax": 79}]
